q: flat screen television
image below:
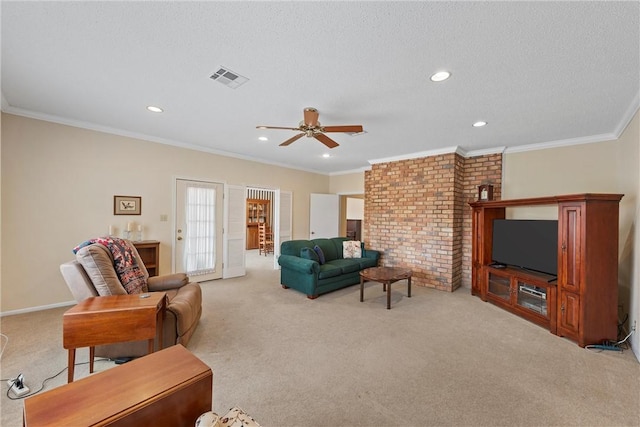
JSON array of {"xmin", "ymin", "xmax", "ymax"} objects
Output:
[{"xmin": 491, "ymin": 219, "xmax": 558, "ymax": 276}]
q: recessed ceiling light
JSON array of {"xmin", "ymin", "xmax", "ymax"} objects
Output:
[
  {"xmin": 146, "ymin": 106, "xmax": 163, "ymax": 113},
  {"xmin": 258, "ymin": 136, "xmax": 268, "ymax": 141},
  {"xmin": 430, "ymin": 71, "xmax": 451, "ymax": 82},
  {"xmin": 472, "ymin": 121, "xmax": 487, "ymax": 127},
  {"xmin": 322, "ymin": 153, "xmax": 331, "ymax": 158}
]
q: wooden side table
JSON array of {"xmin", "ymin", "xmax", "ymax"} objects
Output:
[
  {"xmin": 360, "ymin": 267, "xmax": 412, "ymax": 309},
  {"xmin": 24, "ymin": 345, "xmax": 212, "ymax": 427},
  {"xmin": 63, "ymin": 292, "xmax": 166, "ymax": 382}
]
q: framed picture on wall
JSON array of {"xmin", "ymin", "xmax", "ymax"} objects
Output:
[{"xmin": 114, "ymin": 195, "xmax": 141, "ymax": 215}]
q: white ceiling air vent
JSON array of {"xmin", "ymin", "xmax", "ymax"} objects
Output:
[{"xmin": 209, "ymin": 67, "xmax": 249, "ymax": 89}]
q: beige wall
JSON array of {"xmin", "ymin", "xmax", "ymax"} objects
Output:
[
  {"xmin": 1, "ymin": 113, "xmax": 330, "ymax": 312},
  {"xmin": 503, "ymin": 110, "xmax": 640, "ymax": 360},
  {"xmin": 329, "ymin": 171, "xmax": 364, "ymax": 195}
]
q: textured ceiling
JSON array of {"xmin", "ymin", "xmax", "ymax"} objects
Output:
[{"xmin": 2, "ymin": 1, "xmax": 639, "ymax": 174}]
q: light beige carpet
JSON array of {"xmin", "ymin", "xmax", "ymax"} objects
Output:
[{"xmin": 1, "ymin": 250, "xmax": 639, "ymax": 426}]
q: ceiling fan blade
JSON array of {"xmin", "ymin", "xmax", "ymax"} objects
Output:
[
  {"xmin": 257, "ymin": 126, "xmax": 300, "ymax": 131},
  {"xmin": 314, "ymin": 133, "xmax": 339, "ymax": 149},
  {"xmin": 322, "ymin": 125, "xmax": 364, "ymax": 133},
  {"xmin": 279, "ymin": 133, "xmax": 305, "ymax": 146},
  {"xmin": 303, "ymin": 108, "xmax": 319, "ymax": 127}
]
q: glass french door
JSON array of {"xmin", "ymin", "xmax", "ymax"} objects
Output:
[{"xmin": 175, "ymin": 179, "xmax": 223, "ymax": 281}]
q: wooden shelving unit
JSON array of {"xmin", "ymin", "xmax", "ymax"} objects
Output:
[
  {"xmin": 470, "ymin": 193, "xmax": 623, "ymax": 347},
  {"xmin": 246, "ymin": 199, "xmax": 270, "ymax": 250},
  {"xmin": 132, "ymin": 240, "xmax": 160, "ymax": 277}
]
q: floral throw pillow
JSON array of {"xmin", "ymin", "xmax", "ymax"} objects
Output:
[{"xmin": 343, "ymin": 240, "xmax": 362, "ymax": 258}]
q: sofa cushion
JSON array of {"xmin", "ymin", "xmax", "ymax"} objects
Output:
[
  {"xmin": 328, "ymin": 259, "xmax": 361, "ymax": 274},
  {"xmin": 313, "ymin": 245, "xmax": 326, "ymax": 265},
  {"xmin": 317, "ymin": 263, "xmax": 343, "ymax": 279},
  {"xmin": 75, "ymin": 245, "xmax": 127, "ymax": 296},
  {"xmin": 358, "ymin": 257, "xmax": 379, "ymax": 269},
  {"xmin": 312, "ymin": 238, "xmax": 339, "ymax": 261},
  {"xmin": 74, "ymin": 238, "xmax": 148, "ymax": 295},
  {"xmin": 343, "ymin": 240, "xmax": 362, "ymax": 258},
  {"xmin": 300, "ymin": 247, "xmax": 320, "ymax": 262},
  {"xmin": 165, "ymin": 282, "xmax": 202, "ymax": 337},
  {"xmin": 280, "ymin": 240, "xmax": 315, "ymax": 257}
]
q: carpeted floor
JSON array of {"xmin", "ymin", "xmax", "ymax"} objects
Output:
[{"xmin": 1, "ymin": 250, "xmax": 639, "ymax": 426}]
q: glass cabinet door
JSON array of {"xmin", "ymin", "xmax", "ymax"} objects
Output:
[
  {"xmin": 487, "ymin": 272, "xmax": 511, "ymax": 301},
  {"xmin": 516, "ymin": 282, "xmax": 548, "ymax": 316}
]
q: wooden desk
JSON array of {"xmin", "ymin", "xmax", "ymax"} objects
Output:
[
  {"xmin": 63, "ymin": 292, "xmax": 166, "ymax": 382},
  {"xmin": 24, "ymin": 345, "xmax": 212, "ymax": 427}
]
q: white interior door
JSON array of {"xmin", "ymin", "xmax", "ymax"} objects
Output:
[
  {"xmin": 175, "ymin": 179, "xmax": 224, "ymax": 281},
  {"xmin": 309, "ymin": 193, "xmax": 339, "ymax": 239},
  {"xmin": 274, "ymin": 190, "xmax": 293, "ymax": 268},
  {"xmin": 224, "ymin": 184, "xmax": 246, "ymax": 278}
]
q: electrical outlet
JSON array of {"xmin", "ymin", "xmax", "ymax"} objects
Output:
[
  {"xmin": 7, "ymin": 375, "xmax": 29, "ymax": 397},
  {"xmin": 633, "ymin": 320, "xmax": 637, "ymax": 332}
]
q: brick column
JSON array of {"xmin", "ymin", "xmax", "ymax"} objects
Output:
[{"xmin": 364, "ymin": 152, "xmax": 502, "ymax": 292}]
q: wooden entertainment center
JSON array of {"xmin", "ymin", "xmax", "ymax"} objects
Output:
[{"xmin": 470, "ymin": 193, "xmax": 623, "ymax": 347}]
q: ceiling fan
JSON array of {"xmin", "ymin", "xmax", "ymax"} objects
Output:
[{"xmin": 256, "ymin": 107, "xmax": 364, "ymax": 149}]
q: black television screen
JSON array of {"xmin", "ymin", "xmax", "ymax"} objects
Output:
[{"xmin": 491, "ymin": 219, "xmax": 558, "ymax": 276}]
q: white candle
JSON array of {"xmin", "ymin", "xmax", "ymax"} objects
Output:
[
  {"xmin": 127, "ymin": 222, "xmax": 134, "ymax": 232},
  {"xmin": 109, "ymin": 225, "xmax": 114, "ymax": 235},
  {"xmin": 137, "ymin": 225, "xmax": 143, "ymax": 232}
]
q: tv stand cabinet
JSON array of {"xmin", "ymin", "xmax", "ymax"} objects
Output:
[
  {"xmin": 485, "ymin": 266, "xmax": 557, "ymax": 334},
  {"xmin": 470, "ymin": 193, "xmax": 623, "ymax": 347}
]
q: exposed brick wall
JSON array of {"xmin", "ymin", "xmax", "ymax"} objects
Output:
[
  {"xmin": 364, "ymin": 152, "xmax": 502, "ymax": 292},
  {"xmin": 461, "ymin": 153, "xmax": 503, "ymax": 288}
]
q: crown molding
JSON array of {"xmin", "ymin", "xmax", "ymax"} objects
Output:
[
  {"xmin": 329, "ymin": 166, "xmax": 371, "ymax": 176},
  {"xmin": 368, "ymin": 146, "xmax": 462, "ymax": 165},
  {"xmin": 614, "ymin": 92, "xmax": 640, "ymax": 137},
  {"xmin": 503, "ymin": 133, "xmax": 617, "ymax": 154},
  {"xmin": 2, "ymin": 106, "xmax": 332, "ymax": 176}
]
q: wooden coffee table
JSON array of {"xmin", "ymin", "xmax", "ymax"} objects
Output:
[
  {"xmin": 360, "ymin": 267, "xmax": 412, "ymax": 309},
  {"xmin": 63, "ymin": 292, "xmax": 167, "ymax": 382}
]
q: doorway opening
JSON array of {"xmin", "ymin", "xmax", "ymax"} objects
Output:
[
  {"xmin": 339, "ymin": 194, "xmax": 364, "ymax": 239},
  {"xmin": 246, "ymin": 187, "xmax": 276, "ymax": 271}
]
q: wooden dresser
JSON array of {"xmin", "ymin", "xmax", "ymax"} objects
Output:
[{"xmin": 24, "ymin": 345, "xmax": 212, "ymax": 426}]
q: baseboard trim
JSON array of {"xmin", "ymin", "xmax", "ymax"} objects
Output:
[{"xmin": 0, "ymin": 300, "xmax": 76, "ymax": 317}]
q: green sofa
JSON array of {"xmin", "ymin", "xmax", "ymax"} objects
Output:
[{"xmin": 278, "ymin": 237, "xmax": 380, "ymax": 299}]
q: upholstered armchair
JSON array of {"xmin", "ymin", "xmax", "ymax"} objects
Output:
[{"xmin": 60, "ymin": 240, "xmax": 202, "ymax": 359}]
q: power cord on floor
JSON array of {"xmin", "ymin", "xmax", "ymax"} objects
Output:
[
  {"xmin": 585, "ymin": 329, "xmax": 635, "ymax": 353},
  {"xmin": 4, "ymin": 358, "xmax": 110, "ymax": 400}
]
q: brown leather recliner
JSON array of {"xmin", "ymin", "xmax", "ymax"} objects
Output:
[{"xmin": 60, "ymin": 241, "xmax": 202, "ymax": 359}]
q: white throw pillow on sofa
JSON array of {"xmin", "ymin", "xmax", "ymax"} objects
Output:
[{"xmin": 343, "ymin": 240, "xmax": 362, "ymax": 258}]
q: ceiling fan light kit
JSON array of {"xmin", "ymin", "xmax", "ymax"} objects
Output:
[{"xmin": 256, "ymin": 107, "xmax": 364, "ymax": 149}]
